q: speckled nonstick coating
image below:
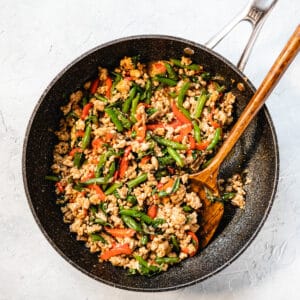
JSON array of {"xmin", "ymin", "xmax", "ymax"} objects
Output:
[{"xmin": 22, "ymin": 36, "xmax": 279, "ymax": 291}]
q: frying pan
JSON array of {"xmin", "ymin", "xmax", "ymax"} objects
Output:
[{"xmin": 22, "ymin": 0, "xmax": 279, "ymax": 292}]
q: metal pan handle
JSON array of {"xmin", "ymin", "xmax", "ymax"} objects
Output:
[{"xmin": 205, "ymin": 0, "xmax": 278, "ymax": 72}]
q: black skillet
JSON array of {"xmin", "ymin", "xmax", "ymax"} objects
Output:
[{"xmin": 22, "ymin": 1, "xmax": 279, "ymax": 292}]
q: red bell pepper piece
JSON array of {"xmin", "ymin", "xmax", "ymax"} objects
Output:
[{"xmin": 100, "ymin": 243, "xmax": 132, "ymax": 260}]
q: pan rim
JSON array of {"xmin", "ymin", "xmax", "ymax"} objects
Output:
[{"xmin": 22, "ymin": 34, "xmax": 279, "ymax": 292}]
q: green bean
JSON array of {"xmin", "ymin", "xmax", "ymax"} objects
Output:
[
  {"xmin": 177, "ymin": 81, "xmax": 190, "ymax": 107},
  {"xmin": 168, "ymin": 91, "xmax": 177, "ymax": 98},
  {"xmin": 151, "ymin": 218, "xmax": 165, "ymax": 228},
  {"xmin": 192, "ymin": 120, "xmax": 201, "ymax": 143},
  {"xmin": 182, "ymin": 205, "xmax": 193, "ymax": 212},
  {"xmin": 164, "ymin": 62, "xmax": 178, "ymax": 80},
  {"xmin": 119, "ymin": 209, "xmax": 153, "ymax": 225},
  {"xmin": 85, "ymin": 115, "xmax": 98, "ymax": 124},
  {"xmin": 155, "ymin": 257, "xmax": 179, "ymax": 264},
  {"xmin": 73, "ymin": 152, "xmax": 85, "ymax": 168},
  {"xmin": 170, "ymin": 235, "xmax": 180, "ymax": 252},
  {"xmin": 94, "ymin": 94, "xmax": 108, "ymax": 102},
  {"xmin": 126, "ymin": 195, "xmax": 137, "ymax": 205},
  {"xmin": 121, "ymin": 215, "xmax": 142, "ymax": 232},
  {"xmin": 194, "ymin": 91, "xmax": 208, "ymax": 119},
  {"xmin": 82, "ymin": 177, "xmax": 107, "ymax": 185},
  {"xmin": 222, "ymin": 192, "xmax": 236, "ymax": 201},
  {"xmin": 116, "ymin": 110, "xmax": 131, "ymax": 129},
  {"xmin": 171, "ymin": 177, "xmax": 180, "ymax": 193},
  {"xmin": 82, "ymin": 124, "xmax": 92, "ymax": 150},
  {"xmin": 154, "ymin": 76, "xmax": 177, "ymax": 86},
  {"xmin": 94, "ymin": 218, "xmax": 112, "ymax": 227},
  {"xmin": 104, "ymin": 182, "xmax": 122, "ymax": 195},
  {"xmin": 111, "ymin": 71, "xmax": 122, "ymax": 93},
  {"xmin": 206, "ymin": 127, "xmax": 222, "ymax": 151},
  {"xmin": 167, "ymin": 147, "xmax": 184, "ymax": 168},
  {"xmin": 201, "ymin": 158, "xmax": 212, "ymax": 169},
  {"xmin": 153, "ymin": 136, "xmax": 188, "ymax": 150},
  {"xmin": 178, "ymin": 106, "xmax": 192, "ymax": 120},
  {"xmin": 131, "ymin": 130, "xmax": 137, "ymax": 139},
  {"xmin": 90, "ymin": 233, "xmax": 107, "ymax": 243},
  {"xmin": 105, "ymin": 108, "xmax": 123, "ymax": 132},
  {"xmin": 157, "ymin": 155, "xmax": 174, "ymax": 166},
  {"xmin": 82, "ymin": 96, "xmax": 88, "ymax": 106},
  {"xmin": 95, "ymin": 150, "xmax": 115, "ymax": 178},
  {"xmin": 134, "ymin": 255, "xmax": 160, "ymax": 275},
  {"xmin": 99, "ymin": 202, "xmax": 108, "ymax": 215},
  {"xmin": 127, "ymin": 173, "xmax": 148, "ymax": 189},
  {"xmin": 122, "ymin": 86, "xmax": 137, "ymax": 113},
  {"xmin": 104, "ymin": 161, "xmax": 116, "ymax": 182},
  {"xmin": 201, "ymin": 72, "xmax": 211, "ymax": 81},
  {"xmin": 170, "ymin": 58, "xmax": 200, "ymax": 70},
  {"xmin": 146, "ymin": 107, "xmax": 157, "ymax": 116},
  {"xmin": 73, "ymin": 183, "xmax": 83, "ymax": 191},
  {"xmin": 141, "ymin": 235, "xmax": 148, "ymax": 245},
  {"xmin": 89, "ymin": 205, "xmax": 97, "ymax": 214},
  {"xmin": 130, "ymin": 93, "xmax": 140, "ymax": 123},
  {"xmin": 45, "ymin": 175, "xmax": 60, "ymax": 182},
  {"xmin": 144, "ymin": 79, "xmax": 152, "ymax": 104}
]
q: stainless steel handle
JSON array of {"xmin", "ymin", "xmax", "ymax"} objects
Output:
[{"xmin": 205, "ymin": 0, "xmax": 278, "ymax": 72}]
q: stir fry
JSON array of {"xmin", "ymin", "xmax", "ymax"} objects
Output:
[{"xmin": 48, "ymin": 56, "xmax": 247, "ymax": 275}]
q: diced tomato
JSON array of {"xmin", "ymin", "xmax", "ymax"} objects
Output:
[
  {"xmin": 69, "ymin": 147, "xmax": 83, "ymax": 157},
  {"xmin": 55, "ymin": 182, "xmax": 65, "ymax": 193},
  {"xmin": 81, "ymin": 102, "xmax": 93, "ymax": 120},
  {"xmin": 88, "ymin": 184, "xmax": 106, "ymax": 201},
  {"xmin": 147, "ymin": 205, "xmax": 158, "ymax": 219},
  {"xmin": 188, "ymin": 135, "xmax": 196, "ymax": 150},
  {"xmin": 75, "ymin": 130, "xmax": 85, "ymax": 137},
  {"xmin": 92, "ymin": 138, "xmax": 103, "ymax": 149},
  {"xmin": 105, "ymin": 77, "xmax": 113, "ymax": 98},
  {"xmin": 140, "ymin": 155, "xmax": 151, "ymax": 165},
  {"xmin": 90, "ymin": 78, "xmax": 100, "ymax": 94},
  {"xmin": 195, "ymin": 141, "xmax": 209, "ymax": 150}
]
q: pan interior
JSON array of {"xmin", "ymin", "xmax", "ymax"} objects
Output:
[{"xmin": 23, "ymin": 36, "xmax": 278, "ymax": 291}]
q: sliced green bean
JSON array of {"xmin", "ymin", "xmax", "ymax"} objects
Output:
[
  {"xmin": 153, "ymin": 136, "xmax": 188, "ymax": 150},
  {"xmin": 177, "ymin": 81, "xmax": 190, "ymax": 107},
  {"xmin": 134, "ymin": 255, "xmax": 161, "ymax": 275},
  {"xmin": 94, "ymin": 218, "xmax": 112, "ymax": 227},
  {"xmin": 206, "ymin": 127, "xmax": 222, "ymax": 151},
  {"xmin": 167, "ymin": 147, "xmax": 184, "ymax": 168},
  {"xmin": 154, "ymin": 76, "xmax": 177, "ymax": 86},
  {"xmin": 201, "ymin": 72, "xmax": 211, "ymax": 81},
  {"xmin": 94, "ymin": 94, "xmax": 108, "ymax": 102},
  {"xmin": 45, "ymin": 175, "xmax": 60, "ymax": 182},
  {"xmin": 194, "ymin": 91, "xmax": 208, "ymax": 119},
  {"xmin": 170, "ymin": 58, "xmax": 200, "ymax": 70},
  {"xmin": 182, "ymin": 205, "xmax": 193, "ymax": 212},
  {"xmin": 127, "ymin": 173, "xmax": 148, "ymax": 189},
  {"xmin": 105, "ymin": 108, "xmax": 123, "ymax": 132},
  {"xmin": 90, "ymin": 233, "xmax": 107, "ymax": 243},
  {"xmin": 170, "ymin": 235, "xmax": 180, "ymax": 252},
  {"xmin": 157, "ymin": 155, "xmax": 174, "ymax": 166},
  {"xmin": 119, "ymin": 209, "xmax": 153, "ymax": 225},
  {"xmin": 141, "ymin": 235, "xmax": 149, "ymax": 245},
  {"xmin": 222, "ymin": 192, "xmax": 236, "ymax": 201},
  {"xmin": 73, "ymin": 152, "xmax": 85, "ymax": 168},
  {"xmin": 126, "ymin": 195, "xmax": 137, "ymax": 205},
  {"xmin": 104, "ymin": 182, "xmax": 122, "ymax": 195},
  {"xmin": 144, "ymin": 79, "xmax": 152, "ymax": 104},
  {"xmin": 82, "ymin": 124, "xmax": 92, "ymax": 150},
  {"xmin": 192, "ymin": 120, "xmax": 201, "ymax": 143},
  {"xmin": 122, "ymin": 86, "xmax": 137, "ymax": 113},
  {"xmin": 171, "ymin": 177, "xmax": 180, "ymax": 193},
  {"xmin": 121, "ymin": 215, "xmax": 142, "ymax": 232},
  {"xmin": 116, "ymin": 110, "xmax": 131, "ymax": 129},
  {"xmin": 164, "ymin": 62, "xmax": 178, "ymax": 80},
  {"xmin": 155, "ymin": 257, "xmax": 179, "ymax": 264},
  {"xmin": 82, "ymin": 177, "xmax": 107, "ymax": 185},
  {"xmin": 130, "ymin": 93, "xmax": 140, "ymax": 123}
]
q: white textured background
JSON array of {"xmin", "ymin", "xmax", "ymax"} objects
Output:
[{"xmin": 0, "ymin": 0, "xmax": 299, "ymax": 299}]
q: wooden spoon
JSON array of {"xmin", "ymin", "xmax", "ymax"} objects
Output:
[{"xmin": 190, "ymin": 25, "xmax": 300, "ymax": 248}]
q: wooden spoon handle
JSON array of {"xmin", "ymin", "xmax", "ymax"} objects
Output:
[{"xmin": 210, "ymin": 25, "xmax": 300, "ymax": 171}]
